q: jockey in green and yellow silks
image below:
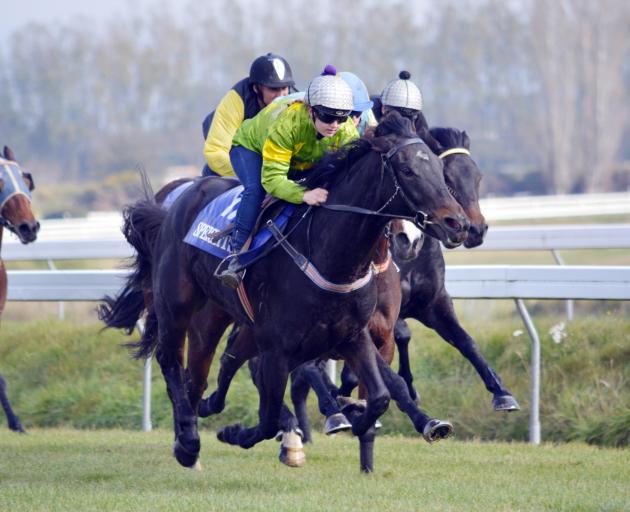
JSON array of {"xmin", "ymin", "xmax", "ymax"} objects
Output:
[{"xmin": 217, "ymin": 65, "xmax": 359, "ymax": 289}]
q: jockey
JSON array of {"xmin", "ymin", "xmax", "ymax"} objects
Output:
[
  {"xmin": 217, "ymin": 65, "xmax": 358, "ymax": 288},
  {"xmin": 379, "ymin": 70, "xmax": 423, "ymax": 122},
  {"xmin": 201, "ymin": 53, "xmax": 295, "ymax": 177},
  {"xmin": 339, "ymin": 71, "xmax": 377, "ymax": 136}
]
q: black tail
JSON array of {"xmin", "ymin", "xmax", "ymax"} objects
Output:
[
  {"xmin": 97, "ymin": 284, "xmax": 146, "ymax": 334},
  {"xmin": 99, "ymin": 168, "xmax": 166, "ymax": 358},
  {"xmin": 125, "ymin": 306, "xmax": 159, "ymax": 360}
]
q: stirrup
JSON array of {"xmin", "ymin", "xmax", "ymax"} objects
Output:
[{"xmin": 215, "ymin": 255, "xmax": 244, "ymax": 289}]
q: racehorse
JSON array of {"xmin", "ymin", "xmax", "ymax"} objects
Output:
[
  {"xmin": 112, "ymin": 112, "xmax": 469, "ymax": 468},
  {"xmin": 381, "ymin": 127, "xmax": 520, "ymax": 412},
  {"xmin": 0, "ymin": 146, "xmax": 39, "ymax": 432}
]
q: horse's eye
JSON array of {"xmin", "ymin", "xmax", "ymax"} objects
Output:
[{"xmin": 400, "ymin": 165, "xmax": 415, "ymax": 177}]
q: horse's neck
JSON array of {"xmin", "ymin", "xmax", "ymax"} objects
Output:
[{"xmin": 308, "ymin": 164, "xmax": 389, "ymax": 281}]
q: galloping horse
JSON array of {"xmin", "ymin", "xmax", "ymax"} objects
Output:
[
  {"xmin": 114, "ymin": 112, "xmax": 468, "ymax": 468},
  {"xmin": 385, "ymin": 127, "xmax": 520, "ymax": 412},
  {"xmin": 0, "ymin": 146, "xmax": 39, "ymax": 432}
]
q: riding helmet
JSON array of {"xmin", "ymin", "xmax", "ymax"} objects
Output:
[
  {"xmin": 306, "ymin": 65, "xmax": 354, "ymax": 116},
  {"xmin": 381, "ymin": 70, "xmax": 423, "ymax": 112},
  {"xmin": 249, "ymin": 53, "xmax": 295, "ymax": 88},
  {"xmin": 340, "ymin": 71, "xmax": 373, "ymax": 113}
]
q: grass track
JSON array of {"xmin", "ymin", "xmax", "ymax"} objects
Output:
[{"xmin": 0, "ymin": 429, "xmax": 628, "ymax": 511}]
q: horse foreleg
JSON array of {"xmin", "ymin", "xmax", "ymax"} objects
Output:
[
  {"xmin": 0, "ymin": 374, "xmax": 25, "ymax": 433},
  {"xmin": 338, "ymin": 330, "xmax": 390, "ymax": 437},
  {"xmin": 289, "ymin": 367, "xmax": 312, "ymax": 442},
  {"xmin": 376, "ymin": 356, "xmax": 452, "ymax": 443},
  {"xmin": 290, "ymin": 360, "xmax": 350, "ymax": 438},
  {"xmin": 394, "ymin": 318, "xmax": 419, "ymax": 402},
  {"xmin": 419, "ymin": 294, "xmax": 520, "ymax": 412},
  {"xmin": 338, "ymin": 363, "xmax": 359, "ymax": 397}
]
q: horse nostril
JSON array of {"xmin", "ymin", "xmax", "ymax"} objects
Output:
[
  {"xmin": 444, "ymin": 217, "xmax": 461, "ymax": 232},
  {"xmin": 34, "ymin": 221, "xmax": 41, "ymax": 233}
]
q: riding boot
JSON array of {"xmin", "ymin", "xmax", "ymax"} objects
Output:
[{"xmin": 217, "ymin": 256, "xmax": 244, "ymax": 289}]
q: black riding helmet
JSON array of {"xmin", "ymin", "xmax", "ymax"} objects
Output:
[{"xmin": 249, "ymin": 53, "xmax": 295, "ymax": 88}]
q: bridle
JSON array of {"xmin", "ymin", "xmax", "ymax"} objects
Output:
[
  {"xmin": 0, "ymin": 157, "xmax": 33, "ymax": 232},
  {"xmin": 320, "ymin": 137, "xmax": 436, "ymax": 231}
]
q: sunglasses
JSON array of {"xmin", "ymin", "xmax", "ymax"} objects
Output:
[{"xmin": 313, "ymin": 108, "xmax": 349, "ymax": 125}]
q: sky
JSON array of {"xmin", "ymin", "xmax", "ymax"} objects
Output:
[{"xmin": 1, "ymin": 0, "xmax": 177, "ymax": 44}]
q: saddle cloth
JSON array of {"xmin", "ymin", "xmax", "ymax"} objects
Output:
[{"xmin": 162, "ymin": 183, "xmax": 294, "ymax": 263}]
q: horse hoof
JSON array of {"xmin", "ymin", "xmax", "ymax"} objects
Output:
[
  {"xmin": 324, "ymin": 413, "xmax": 352, "ymax": 435},
  {"xmin": 493, "ymin": 395, "xmax": 520, "ymax": 412},
  {"xmin": 278, "ymin": 430, "xmax": 306, "ymax": 468},
  {"xmin": 187, "ymin": 460, "xmax": 203, "ymax": 471},
  {"xmin": 173, "ymin": 438, "xmax": 200, "ymax": 468},
  {"xmin": 422, "ymin": 419, "xmax": 453, "ymax": 443}
]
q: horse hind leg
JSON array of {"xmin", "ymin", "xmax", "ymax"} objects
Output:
[
  {"xmin": 185, "ymin": 304, "xmax": 233, "ymax": 414},
  {"xmin": 198, "ymin": 323, "xmax": 257, "ymax": 418},
  {"xmin": 0, "ymin": 374, "xmax": 25, "ymax": 433},
  {"xmin": 217, "ymin": 349, "xmax": 290, "ymax": 450},
  {"xmin": 153, "ymin": 291, "xmax": 201, "ymax": 468}
]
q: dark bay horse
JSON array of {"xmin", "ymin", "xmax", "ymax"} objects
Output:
[
  {"xmin": 385, "ymin": 127, "xmax": 519, "ymax": 412},
  {"xmin": 114, "ymin": 112, "xmax": 468, "ymax": 468},
  {"xmin": 0, "ymin": 146, "xmax": 39, "ymax": 432}
]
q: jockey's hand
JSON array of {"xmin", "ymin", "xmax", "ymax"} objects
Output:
[{"xmin": 303, "ymin": 188, "xmax": 328, "ymax": 206}]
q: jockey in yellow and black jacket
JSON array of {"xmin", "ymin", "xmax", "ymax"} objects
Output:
[{"xmin": 201, "ymin": 53, "xmax": 295, "ymax": 177}]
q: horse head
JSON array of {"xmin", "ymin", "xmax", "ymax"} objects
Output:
[
  {"xmin": 417, "ymin": 122, "xmax": 488, "ymax": 248},
  {"xmin": 0, "ymin": 146, "xmax": 39, "ymax": 244},
  {"xmin": 370, "ymin": 111, "xmax": 469, "ymax": 249}
]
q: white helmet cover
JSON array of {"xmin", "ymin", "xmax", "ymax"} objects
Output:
[
  {"xmin": 306, "ymin": 65, "xmax": 354, "ymax": 114},
  {"xmin": 381, "ymin": 70, "xmax": 423, "ymax": 111}
]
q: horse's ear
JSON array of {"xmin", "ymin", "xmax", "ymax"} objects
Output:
[
  {"xmin": 22, "ymin": 172, "xmax": 35, "ymax": 192},
  {"xmin": 462, "ymin": 130, "xmax": 471, "ymax": 149},
  {"xmin": 3, "ymin": 146, "xmax": 16, "ymax": 161},
  {"xmin": 420, "ymin": 126, "xmax": 444, "ymax": 156}
]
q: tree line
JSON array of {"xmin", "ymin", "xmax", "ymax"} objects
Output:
[{"xmin": 0, "ymin": 0, "xmax": 628, "ymax": 197}]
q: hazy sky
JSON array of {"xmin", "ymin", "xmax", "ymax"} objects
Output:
[{"xmin": 1, "ymin": 0, "xmax": 177, "ymax": 43}]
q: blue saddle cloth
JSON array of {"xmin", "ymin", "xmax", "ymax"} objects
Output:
[{"xmin": 180, "ymin": 184, "xmax": 294, "ymax": 263}]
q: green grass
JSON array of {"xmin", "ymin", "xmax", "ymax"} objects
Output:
[
  {"xmin": 0, "ymin": 429, "xmax": 628, "ymax": 512},
  {"xmin": 0, "ymin": 315, "xmax": 628, "ymax": 447}
]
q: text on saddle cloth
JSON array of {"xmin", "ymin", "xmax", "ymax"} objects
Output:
[{"xmin": 179, "ymin": 184, "xmax": 294, "ymax": 263}]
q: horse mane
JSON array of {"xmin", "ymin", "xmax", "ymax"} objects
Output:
[
  {"xmin": 429, "ymin": 127, "xmax": 470, "ymax": 150},
  {"xmin": 299, "ymin": 111, "xmax": 415, "ymax": 190}
]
